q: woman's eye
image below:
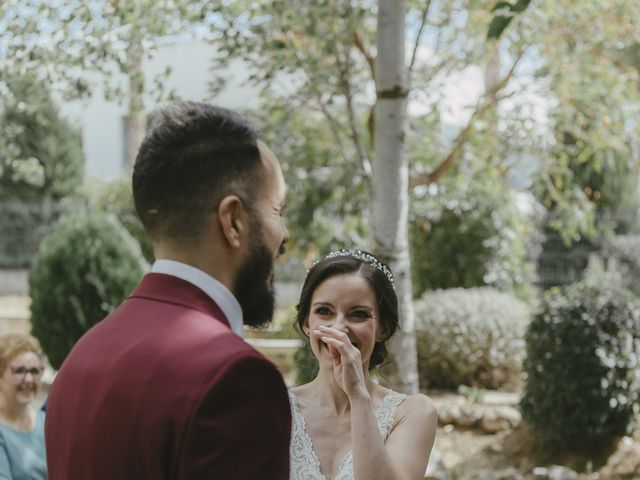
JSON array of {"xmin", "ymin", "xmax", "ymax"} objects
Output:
[
  {"xmin": 314, "ymin": 307, "xmax": 332, "ymax": 315},
  {"xmin": 351, "ymin": 310, "xmax": 372, "ymax": 319}
]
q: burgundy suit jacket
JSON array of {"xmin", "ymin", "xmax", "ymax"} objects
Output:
[{"xmin": 45, "ymin": 273, "xmax": 291, "ymax": 479}]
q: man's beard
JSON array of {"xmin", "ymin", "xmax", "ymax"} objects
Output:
[{"xmin": 233, "ymin": 220, "xmax": 276, "ymax": 328}]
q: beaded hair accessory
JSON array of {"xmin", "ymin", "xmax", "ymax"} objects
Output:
[{"xmin": 312, "ymin": 248, "xmax": 395, "ymax": 290}]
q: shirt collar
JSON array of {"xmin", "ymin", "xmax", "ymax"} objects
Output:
[{"xmin": 150, "ymin": 259, "xmax": 244, "ymax": 338}]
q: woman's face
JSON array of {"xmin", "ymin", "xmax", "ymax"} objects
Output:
[
  {"xmin": 304, "ymin": 273, "xmax": 381, "ymax": 370},
  {"xmin": 0, "ymin": 351, "xmax": 42, "ymax": 406}
]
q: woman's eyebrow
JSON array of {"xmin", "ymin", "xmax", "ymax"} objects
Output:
[{"xmin": 311, "ymin": 301, "xmax": 333, "ymax": 306}]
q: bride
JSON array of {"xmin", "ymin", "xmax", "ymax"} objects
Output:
[{"xmin": 289, "ymin": 249, "xmax": 437, "ymax": 480}]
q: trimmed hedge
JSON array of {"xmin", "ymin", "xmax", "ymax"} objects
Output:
[
  {"xmin": 88, "ymin": 178, "xmax": 154, "ymax": 262},
  {"xmin": 521, "ymin": 282, "xmax": 640, "ymax": 450},
  {"xmin": 415, "ymin": 287, "xmax": 530, "ymax": 390},
  {"xmin": 29, "ymin": 212, "xmax": 148, "ymax": 368}
]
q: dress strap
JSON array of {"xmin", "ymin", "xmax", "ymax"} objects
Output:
[
  {"xmin": 375, "ymin": 392, "xmax": 407, "ymax": 440},
  {"xmin": 288, "ymin": 391, "xmax": 325, "ymax": 480}
]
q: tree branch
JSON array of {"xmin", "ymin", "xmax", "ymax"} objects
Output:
[
  {"xmin": 284, "ymin": 31, "xmax": 351, "ymax": 165},
  {"xmin": 353, "ymin": 30, "xmax": 376, "ymax": 82},
  {"xmin": 339, "ymin": 49, "xmax": 373, "ymax": 180},
  {"xmin": 315, "ymin": 94, "xmax": 352, "ymax": 165},
  {"xmin": 331, "ymin": 21, "xmax": 373, "ymax": 182},
  {"xmin": 409, "ymin": 50, "xmax": 525, "ymax": 188},
  {"xmin": 409, "ymin": 0, "xmax": 432, "ymax": 77}
]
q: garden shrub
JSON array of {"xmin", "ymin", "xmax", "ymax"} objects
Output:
[
  {"xmin": 294, "ymin": 338, "xmax": 319, "ymax": 386},
  {"xmin": 87, "ymin": 178, "xmax": 154, "ymax": 262},
  {"xmin": 410, "ymin": 177, "xmax": 537, "ymax": 302},
  {"xmin": 29, "ymin": 212, "xmax": 148, "ymax": 368},
  {"xmin": 414, "ymin": 287, "xmax": 530, "ymax": 390},
  {"xmin": 521, "ymin": 282, "xmax": 640, "ymax": 450}
]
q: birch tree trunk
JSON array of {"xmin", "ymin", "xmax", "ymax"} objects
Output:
[
  {"xmin": 125, "ymin": 52, "xmax": 146, "ymax": 168},
  {"xmin": 373, "ymin": 0, "xmax": 419, "ymax": 394}
]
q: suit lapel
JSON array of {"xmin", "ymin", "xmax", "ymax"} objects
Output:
[{"xmin": 130, "ymin": 273, "xmax": 231, "ymax": 329}]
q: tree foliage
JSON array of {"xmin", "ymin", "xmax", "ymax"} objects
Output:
[
  {"xmin": 1, "ymin": 0, "xmax": 216, "ymax": 165},
  {"xmin": 249, "ymin": 105, "xmax": 368, "ymax": 261},
  {"xmin": 532, "ymin": 0, "xmax": 640, "ymax": 243},
  {"xmin": 411, "ymin": 174, "xmax": 536, "ymax": 300},
  {"xmin": 0, "ymin": 74, "xmax": 84, "ymax": 200},
  {"xmin": 487, "ymin": 0, "xmax": 532, "ymax": 40}
]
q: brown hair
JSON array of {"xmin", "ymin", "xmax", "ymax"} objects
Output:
[{"xmin": 0, "ymin": 334, "xmax": 43, "ymax": 372}]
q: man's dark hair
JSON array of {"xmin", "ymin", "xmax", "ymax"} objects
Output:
[{"xmin": 132, "ymin": 102, "xmax": 262, "ymax": 242}]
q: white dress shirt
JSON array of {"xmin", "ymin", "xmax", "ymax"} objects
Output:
[{"xmin": 150, "ymin": 259, "xmax": 244, "ymax": 338}]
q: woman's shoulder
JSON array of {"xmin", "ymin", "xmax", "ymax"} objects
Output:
[
  {"xmin": 287, "ymin": 384, "xmax": 315, "ymax": 408},
  {"xmin": 393, "ymin": 391, "xmax": 437, "ymax": 423},
  {"xmin": 289, "ymin": 383, "xmax": 310, "ymax": 398}
]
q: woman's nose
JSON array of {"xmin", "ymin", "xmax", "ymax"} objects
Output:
[{"xmin": 331, "ymin": 316, "xmax": 349, "ymax": 332}]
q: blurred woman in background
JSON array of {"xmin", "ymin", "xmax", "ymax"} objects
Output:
[{"xmin": 0, "ymin": 334, "xmax": 47, "ymax": 479}]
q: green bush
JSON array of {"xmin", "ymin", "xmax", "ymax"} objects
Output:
[
  {"xmin": 86, "ymin": 178, "xmax": 154, "ymax": 262},
  {"xmin": 521, "ymin": 283, "xmax": 640, "ymax": 450},
  {"xmin": 29, "ymin": 212, "xmax": 148, "ymax": 368},
  {"xmin": 410, "ymin": 177, "xmax": 536, "ymax": 301},
  {"xmin": 415, "ymin": 287, "xmax": 530, "ymax": 390}
]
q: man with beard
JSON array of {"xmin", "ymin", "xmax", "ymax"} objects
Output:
[{"xmin": 45, "ymin": 102, "xmax": 292, "ymax": 479}]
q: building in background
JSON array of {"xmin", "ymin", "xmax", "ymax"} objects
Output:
[{"xmin": 60, "ymin": 39, "xmax": 263, "ymax": 180}]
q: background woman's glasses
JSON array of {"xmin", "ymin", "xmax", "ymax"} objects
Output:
[{"xmin": 8, "ymin": 366, "xmax": 45, "ymax": 381}]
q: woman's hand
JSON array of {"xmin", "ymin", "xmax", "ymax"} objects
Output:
[{"xmin": 312, "ymin": 325, "xmax": 369, "ymax": 400}]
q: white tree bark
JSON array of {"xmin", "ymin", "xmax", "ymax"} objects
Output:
[
  {"xmin": 373, "ymin": 0, "xmax": 419, "ymax": 394},
  {"xmin": 125, "ymin": 53, "xmax": 146, "ymax": 168}
]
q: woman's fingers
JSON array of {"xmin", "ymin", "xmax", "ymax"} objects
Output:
[
  {"xmin": 312, "ymin": 327, "xmax": 362, "ymax": 372},
  {"xmin": 318, "ymin": 334, "xmax": 345, "ymax": 348},
  {"xmin": 318, "ymin": 325, "xmax": 350, "ymax": 341},
  {"xmin": 326, "ymin": 341, "xmax": 341, "ymax": 365},
  {"xmin": 312, "ymin": 328, "xmax": 347, "ymax": 346}
]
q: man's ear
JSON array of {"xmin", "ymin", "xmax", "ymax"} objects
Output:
[{"xmin": 218, "ymin": 195, "xmax": 247, "ymax": 249}]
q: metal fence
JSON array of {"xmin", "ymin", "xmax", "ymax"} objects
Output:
[
  {"xmin": 535, "ymin": 232, "xmax": 594, "ymax": 291},
  {"xmin": 0, "ymin": 199, "xmax": 631, "ymax": 294}
]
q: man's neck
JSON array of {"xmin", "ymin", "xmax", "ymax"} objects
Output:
[{"xmin": 152, "ymin": 247, "xmax": 236, "ymax": 294}]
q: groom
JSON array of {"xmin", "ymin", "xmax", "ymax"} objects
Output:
[{"xmin": 45, "ymin": 102, "xmax": 292, "ymax": 479}]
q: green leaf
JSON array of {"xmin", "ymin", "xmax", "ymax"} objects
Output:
[{"xmin": 487, "ymin": 0, "xmax": 531, "ymax": 40}]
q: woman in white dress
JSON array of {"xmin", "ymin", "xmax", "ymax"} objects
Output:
[{"xmin": 289, "ymin": 249, "xmax": 437, "ymax": 480}]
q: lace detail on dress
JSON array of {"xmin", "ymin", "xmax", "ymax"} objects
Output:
[
  {"xmin": 289, "ymin": 391, "xmax": 407, "ymax": 480},
  {"xmin": 289, "ymin": 391, "xmax": 324, "ymax": 480}
]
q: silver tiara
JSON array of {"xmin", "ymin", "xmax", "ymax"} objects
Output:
[{"xmin": 312, "ymin": 249, "xmax": 395, "ymax": 289}]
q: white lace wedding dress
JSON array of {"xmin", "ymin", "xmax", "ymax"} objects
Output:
[{"xmin": 288, "ymin": 390, "xmax": 407, "ymax": 480}]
